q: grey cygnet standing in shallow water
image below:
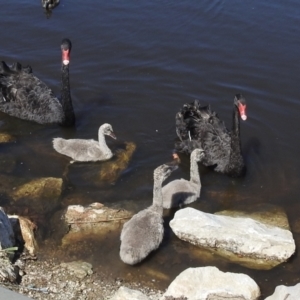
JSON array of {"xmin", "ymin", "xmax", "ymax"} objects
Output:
[
  {"xmin": 175, "ymin": 94, "xmax": 247, "ymax": 177},
  {"xmin": 52, "ymin": 123, "xmax": 116, "ymax": 162},
  {"xmin": 162, "ymin": 148, "xmax": 205, "ymax": 209},
  {"xmin": 0, "ymin": 38, "xmax": 75, "ymax": 126},
  {"xmin": 120, "ymin": 161, "xmax": 178, "ymax": 265}
]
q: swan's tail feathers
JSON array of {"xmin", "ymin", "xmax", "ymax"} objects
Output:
[
  {"xmin": 0, "ymin": 61, "xmax": 32, "ymax": 76},
  {"xmin": 175, "ymin": 100, "xmax": 212, "ymax": 142},
  {"xmin": 53, "ymin": 138, "xmax": 66, "ymax": 153}
]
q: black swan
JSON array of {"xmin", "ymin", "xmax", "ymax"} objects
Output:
[
  {"xmin": 162, "ymin": 149, "xmax": 205, "ymax": 209},
  {"xmin": 120, "ymin": 160, "xmax": 178, "ymax": 265},
  {"xmin": 175, "ymin": 94, "xmax": 247, "ymax": 177},
  {"xmin": 42, "ymin": 0, "xmax": 60, "ymax": 10},
  {"xmin": 0, "ymin": 38, "xmax": 75, "ymax": 126},
  {"xmin": 53, "ymin": 124, "xmax": 116, "ymax": 163}
]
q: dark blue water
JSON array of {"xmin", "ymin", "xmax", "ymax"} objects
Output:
[{"xmin": 1, "ymin": 0, "xmax": 300, "ymax": 297}]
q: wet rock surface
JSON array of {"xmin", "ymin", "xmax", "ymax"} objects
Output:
[
  {"xmin": 61, "ymin": 202, "xmax": 132, "ymax": 245},
  {"xmin": 170, "ymin": 207, "xmax": 295, "ymax": 269}
]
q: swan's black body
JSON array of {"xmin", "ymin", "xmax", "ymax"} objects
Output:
[
  {"xmin": 175, "ymin": 94, "xmax": 247, "ymax": 177},
  {"xmin": 42, "ymin": 0, "xmax": 60, "ymax": 10},
  {"xmin": 0, "ymin": 39, "xmax": 75, "ymax": 126}
]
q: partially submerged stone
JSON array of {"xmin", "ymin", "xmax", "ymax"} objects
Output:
[
  {"xmin": 110, "ymin": 286, "xmax": 149, "ymax": 300},
  {"xmin": 62, "ymin": 202, "xmax": 132, "ymax": 245},
  {"xmin": 265, "ymin": 283, "xmax": 300, "ymax": 300},
  {"xmin": 11, "ymin": 177, "xmax": 63, "ymax": 214},
  {"xmin": 162, "ymin": 266, "xmax": 260, "ymax": 300},
  {"xmin": 0, "ymin": 133, "xmax": 15, "ymax": 143},
  {"xmin": 170, "ymin": 207, "xmax": 295, "ymax": 269},
  {"xmin": 216, "ymin": 203, "xmax": 290, "ymax": 230}
]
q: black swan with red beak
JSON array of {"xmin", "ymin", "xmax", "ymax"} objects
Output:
[
  {"xmin": 175, "ymin": 94, "xmax": 247, "ymax": 177},
  {"xmin": 0, "ymin": 38, "xmax": 75, "ymax": 126}
]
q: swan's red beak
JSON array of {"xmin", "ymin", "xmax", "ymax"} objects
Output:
[
  {"xmin": 238, "ymin": 103, "xmax": 247, "ymax": 121},
  {"xmin": 62, "ymin": 49, "xmax": 70, "ymax": 65}
]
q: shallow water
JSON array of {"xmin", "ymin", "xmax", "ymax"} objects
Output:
[{"xmin": 1, "ymin": 0, "xmax": 300, "ymax": 297}]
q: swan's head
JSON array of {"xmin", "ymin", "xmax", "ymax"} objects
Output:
[
  {"xmin": 154, "ymin": 162, "xmax": 178, "ymax": 183},
  {"xmin": 100, "ymin": 123, "xmax": 117, "ymax": 140},
  {"xmin": 234, "ymin": 94, "xmax": 247, "ymax": 121},
  {"xmin": 61, "ymin": 38, "xmax": 72, "ymax": 66},
  {"xmin": 191, "ymin": 148, "xmax": 205, "ymax": 162}
]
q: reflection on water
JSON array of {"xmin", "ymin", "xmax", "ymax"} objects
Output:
[{"xmin": 1, "ymin": 0, "xmax": 300, "ymax": 297}]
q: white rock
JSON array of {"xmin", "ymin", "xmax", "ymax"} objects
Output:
[
  {"xmin": 0, "ymin": 208, "xmax": 15, "ymax": 250},
  {"xmin": 162, "ymin": 266, "xmax": 260, "ymax": 300},
  {"xmin": 110, "ymin": 286, "xmax": 149, "ymax": 300},
  {"xmin": 265, "ymin": 283, "xmax": 300, "ymax": 300},
  {"xmin": 170, "ymin": 207, "xmax": 295, "ymax": 263}
]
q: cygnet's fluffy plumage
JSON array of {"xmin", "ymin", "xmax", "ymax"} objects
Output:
[
  {"xmin": 162, "ymin": 149, "xmax": 204, "ymax": 209},
  {"xmin": 120, "ymin": 162, "xmax": 178, "ymax": 265},
  {"xmin": 52, "ymin": 123, "xmax": 116, "ymax": 162}
]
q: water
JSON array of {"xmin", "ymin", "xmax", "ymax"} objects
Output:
[{"xmin": 1, "ymin": 0, "xmax": 300, "ymax": 297}]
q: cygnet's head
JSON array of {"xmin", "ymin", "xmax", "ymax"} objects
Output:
[
  {"xmin": 154, "ymin": 162, "xmax": 178, "ymax": 183},
  {"xmin": 191, "ymin": 148, "xmax": 205, "ymax": 162},
  {"xmin": 100, "ymin": 123, "xmax": 117, "ymax": 139}
]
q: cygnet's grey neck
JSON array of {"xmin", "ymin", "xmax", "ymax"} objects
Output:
[
  {"xmin": 98, "ymin": 129, "xmax": 112, "ymax": 158},
  {"xmin": 190, "ymin": 153, "xmax": 201, "ymax": 185},
  {"xmin": 152, "ymin": 176, "xmax": 164, "ymax": 213}
]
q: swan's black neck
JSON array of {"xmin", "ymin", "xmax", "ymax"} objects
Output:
[
  {"xmin": 61, "ymin": 64, "xmax": 75, "ymax": 126},
  {"xmin": 226, "ymin": 104, "xmax": 245, "ymax": 177}
]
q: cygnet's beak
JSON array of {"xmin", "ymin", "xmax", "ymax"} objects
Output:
[
  {"xmin": 172, "ymin": 152, "xmax": 181, "ymax": 164},
  {"xmin": 109, "ymin": 132, "xmax": 117, "ymax": 139}
]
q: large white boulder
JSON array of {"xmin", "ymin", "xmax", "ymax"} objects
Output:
[
  {"xmin": 162, "ymin": 266, "xmax": 260, "ymax": 300},
  {"xmin": 170, "ymin": 208, "xmax": 295, "ymax": 265},
  {"xmin": 265, "ymin": 283, "xmax": 300, "ymax": 300}
]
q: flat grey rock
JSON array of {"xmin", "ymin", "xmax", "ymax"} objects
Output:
[{"xmin": 170, "ymin": 207, "xmax": 295, "ymax": 266}]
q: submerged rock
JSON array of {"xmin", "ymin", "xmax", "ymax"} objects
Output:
[
  {"xmin": 162, "ymin": 266, "xmax": 260, "ymax": 300},
  {"xmin": 265, "ymin": 283, "xmax": 300, "ymax": 300},
  {"xmin": 170, "ymin": 207, "xmax": 295, "ymax": 269},
  {"xmin": 11, "ymin": 177, "xmax": 63, "ymax": 214},
  {"xmin": 99, "ymin": 141, "xmax": 136, "ymax": 183},
  {"xmin": 62, "ymin": 202, "xmax": 132, "ymax": 245},
  {"xmin": 0, "ymin": 133, "xmax": 15, "ymax": 143}
]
